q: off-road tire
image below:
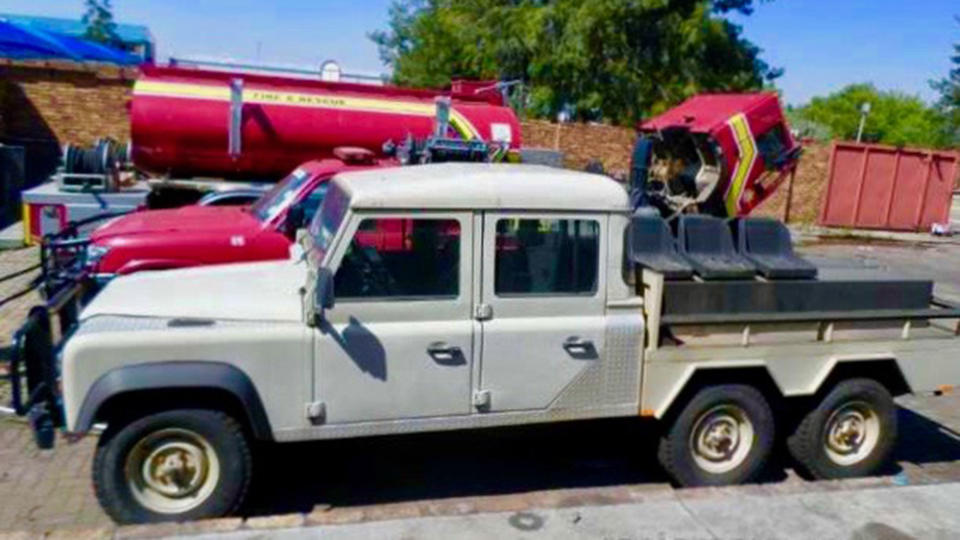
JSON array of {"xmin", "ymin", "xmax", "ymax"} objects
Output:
[
  {"xmin": 787, "ymin": 378, "xmax": 896, "ymax": 480},
  {"xmin": 93, "ymin": 409, "xmax": 252, "ymax": 524},
  {"xmin": 658, "ymin": 384, "xmax": 775, "ymax": 487}
]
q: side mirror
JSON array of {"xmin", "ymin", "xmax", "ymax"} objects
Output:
[
  {"xmin": 314, "ymin": 267, "xmax": 335, "ymax": 321},
  {"xmin": 284, "ymin": 202, "xmax": 307, "ymax": 238}
]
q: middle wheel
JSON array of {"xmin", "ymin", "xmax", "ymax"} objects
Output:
[{"xmin": 658, "ymin": 384, "xmax": 775, "ymax": 486}]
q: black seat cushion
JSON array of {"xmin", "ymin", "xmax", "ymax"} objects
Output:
[
  {"xmin": 677, "ymin": 215, "xmax": 756, "ymax": 280},
  {"xmin": 627, "ymin": 212, "xmax": 694, "ymax": 280},
  {"xmin": 736, "ymin": 218, "xmax": 817, "ymax": 280}
]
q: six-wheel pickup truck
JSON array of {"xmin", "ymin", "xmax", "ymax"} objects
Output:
[{"xmin": 8, "ymin": 163, "xmax": 960, "ymax": 524}]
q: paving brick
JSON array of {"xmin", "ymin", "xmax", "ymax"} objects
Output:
[
  {"xmin": 304, "ymin": 507, "xmax": 365, "ymax": 526},
  {"xmin": 243, "ymin": 513, "xmax": 305, "ymax": 530},
  {"xmin": 114, "ymin": 522, "xmax": 181, "ymax": 539},
  {"xmin": 44, "ymin": 526, "xmax": 112, "ymax": 539},
  {"xmin": 177, "ymin": 517, "xmax": 243, "ymax": 535}
]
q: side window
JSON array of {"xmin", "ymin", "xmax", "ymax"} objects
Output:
[
  {"xmin": 495, "ymin": 218, "xmax": 599, "ymax": 295},
  {"xmin": 334, "ymin": 218, "xmax": 460, "ymax": 300},
  {"xmin": 300, "ymin": 183, "xmax": 330, "ymax": 219},
  {"xmin": 756, "ymin": 126, "xmax": 787, "ymax": 170}
]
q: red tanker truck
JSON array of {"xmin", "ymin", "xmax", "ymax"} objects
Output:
[
  {"xmin": 130, "ymin": 64, "xmax": 522, "ymax": 179},
  {"xmin": 23, "ymin": 63, "xmax": 523, "ymax": 244}
]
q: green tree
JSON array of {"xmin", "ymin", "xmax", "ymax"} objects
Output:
[
  {"xmin": 930, "ymin": 17, "xmax": 960, "ymax": 145},
  {"xmin": 370, "ymin": 0, "xmax": 780, "ymax": 125},
  {"xmin": 82, "ymin": 0, "xmax": 119, "ymax": 46},
  {"xmin": 793, "ymin": 84, "xmax": 951, "ymax": 148}
]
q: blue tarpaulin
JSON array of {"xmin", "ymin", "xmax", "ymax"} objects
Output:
[{"xmin": 0, "ymin": 19, "xmax": 140, "ymax": 65}]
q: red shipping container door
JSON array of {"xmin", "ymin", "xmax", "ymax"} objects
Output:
[{"xmin": 819, "ymin": 141, "xmax": 959, "ymax": 231}]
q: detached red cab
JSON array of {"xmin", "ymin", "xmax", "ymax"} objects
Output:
[{"xmin": 87, "ymin": 158, "xmax": 385, "ymax": 276}]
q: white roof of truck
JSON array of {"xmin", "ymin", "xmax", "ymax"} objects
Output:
[{"xmin": 332, "ymin": 163, "xmax": 631, "ymax": 212}]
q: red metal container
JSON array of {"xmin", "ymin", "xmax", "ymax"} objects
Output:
[
  {"xmin": 130, "ymin": 65, "xmax": 522, "ymax": 179},
  {"xmin": 819, "ymin": 141, "xmax": 959, "ymax": 231}
]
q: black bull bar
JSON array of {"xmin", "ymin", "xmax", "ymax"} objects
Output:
[
  {"xmin": 0, "ymin": 284, "xmax": 82, "ymax": 449},
  {"xmin": 0, "ymin": 212, "xmax": 123, "ymax": 449}
]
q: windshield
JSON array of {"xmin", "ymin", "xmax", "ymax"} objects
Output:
[
  {"xmin": 308, "ymin": 182, "xmax": 350, "ymax": 262},
  {"xmin": 250, "ymin": 167, "xmax": 311, "ymax": 223}
]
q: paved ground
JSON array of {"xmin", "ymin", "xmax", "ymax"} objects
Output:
[
  {"xmin": 208, "ymin": 482, "xmax": 960, "ymax": 539},
  {"xmin": 2, "ymin": 239, "xmax": 960, "ymax": 536}
]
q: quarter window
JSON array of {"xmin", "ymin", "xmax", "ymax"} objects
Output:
[
  {"xmin": 495, "ymin": 218, "xmax": 599, "ymax": 295},
  {"xmin": 335, "ymin": 218, "xmax": 460, "ymax": 299}
]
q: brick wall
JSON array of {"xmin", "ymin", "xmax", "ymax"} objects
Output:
[
  {"xmin": 0, "ymin": 59, "xmax": 136, "ymax": 192},
  {"xmin": 521, "ymin": 120, "xmax": 635, "ymax": 176},
  {"xmin": 0, "ymin": 59, "xmax": 135, "ymax": 146}
]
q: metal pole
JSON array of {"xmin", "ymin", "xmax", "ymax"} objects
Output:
[
  {"xmin": 856, "ymin": 102, "xmax": 871, "ymax": 143},
  {"xmin": 783, "ymin": 167, "xmax": 797, "ymax": 224},
  {"xmin": 228, "ymin": 78, "xmax": 243, "ymax": 157}
]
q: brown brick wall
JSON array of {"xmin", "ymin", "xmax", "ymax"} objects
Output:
[
  {"xmin": 521, "ymin": 120, "xmax": 635, "ymax": 176},
  {"xmin": 0, "ymin": 59, "xmax": 135, "ymax": 147}
]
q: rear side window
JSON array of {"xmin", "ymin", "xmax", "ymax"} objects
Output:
[
  {"xmin": 495, "ymin": 218, "xmax": 599, "ymax": 295},
  {"xmin": 335, "ymin": 218, "xmax": 460, "ymax": 300}
]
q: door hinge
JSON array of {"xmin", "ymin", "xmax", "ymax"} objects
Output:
[
  {"xmin": 473, "ymin": 389, "xmax": 491, "ymax": 411},
  {"xmin": 306, "ymin": 401, "xmax": 326, "ymax": 425},
  {"xmin": 474, "ymin": 303, "xmax": 493, "ymax": 321}
]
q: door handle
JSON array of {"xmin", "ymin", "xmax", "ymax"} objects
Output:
[
  {"xmin": 563, "ymin": 336, "xmax": 597, "ymax": 359},
  {"xmin": 427, "ymin": 342, "xmax": 465, "ymax": 365}
]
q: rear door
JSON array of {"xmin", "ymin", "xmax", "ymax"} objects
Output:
[{"xmin": 478, "ymin": 212, "xmax": 607, "ymax": 411}]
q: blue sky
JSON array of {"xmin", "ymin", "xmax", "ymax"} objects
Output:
[{"xmin": 4, "ymin": 0, "xmax": 958, "ymax": 105}]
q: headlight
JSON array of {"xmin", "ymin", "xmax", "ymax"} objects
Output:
[{"xmin": 85, "ymin": 245, "xmax": 111, "ymax": 267}]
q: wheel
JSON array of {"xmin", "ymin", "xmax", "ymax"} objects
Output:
[
  {"xmin": 93, "ymin": 409, "xmax": 252, "ymax": 524},
  {"xmin": 787, "ymin": 378, "xmax": 896, "ymax": 480},
  {"xmin": 658, "ymin": 384, "xmax": 775, "ymax": 486}
]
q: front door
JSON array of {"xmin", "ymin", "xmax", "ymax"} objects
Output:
[
  {"xmin": 478, "ymin": 212, "xmax": 607, "ymax": 411},
  {"xmin": 315, "ymin": 212, "xmax": 474, "ymax": 424}
]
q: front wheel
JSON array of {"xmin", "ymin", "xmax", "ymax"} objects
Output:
[
  {"xmin": 658, "ymin": 384, "xmax": 775, "ymax": 486},
  {"xmin": 93, "ymin": 409, "xmax": 252, "ymax": 524},
  {"xmin": 787, "ymin": 378, "xmax": 897, "ymax": 480}
]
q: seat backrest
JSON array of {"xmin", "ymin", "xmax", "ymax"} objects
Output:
[
  {"xmin": 739, "ymin": 218, "xmax": 794, "ymax": 256},
  {"xmin": 678, "ymin": 215, "xmax": 736, "ymax": 256},
  {"xmin": 628, "ymin": 214, "xmax": 677, "ymax": 257}
]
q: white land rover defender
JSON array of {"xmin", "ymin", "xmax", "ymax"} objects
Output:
[{"xmin": 7, "ymin": 163, "xmax": 960, "ymax": 523}]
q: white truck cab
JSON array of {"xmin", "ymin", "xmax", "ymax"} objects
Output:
[{"xmin": 9, "ymin": 163, "xmax": 960, "ymax": 524}]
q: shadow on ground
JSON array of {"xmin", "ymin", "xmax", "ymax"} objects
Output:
[
  {"xmin": 244, "ymin": 417, "xmax": 764, "ymax": 516},
  {"xmin": 892, "ymin": 408, "xmax": 960, "ymax": 465},
  {"xmin": 242, "ymin": 406, "xmax": 960, "ymax": 517}
]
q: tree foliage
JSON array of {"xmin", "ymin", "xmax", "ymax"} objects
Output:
[
  {"xmin": 792, "ymin": 84, "xmax": 952, "ymax": 149},
  {"xmin": 370, "ymin": 0, "xmax": 781, "ymax": 125},
  {"xmin": 82, "ymin": 0, "xmax": 119, "ymax": 46},
  {"xmin": 930, "ymin": 17, "xmax": 960, "ymax": 146}
]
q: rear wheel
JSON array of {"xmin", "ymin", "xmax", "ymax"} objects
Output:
[
  {"xmin": 658, "ymin": 384, "xmax": 775, "ymax": 486},
  {"xmin": 93, "ymin": 409, "xmax": 252, "ymax": 524},
  {"xmin": 787, "ymin": 378, "xmax": 896, "ymax": 479}
]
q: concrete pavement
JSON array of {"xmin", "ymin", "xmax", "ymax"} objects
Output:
[{"xmin": 195, "ymin": 482, "xmax": 960, "ymax": 540}]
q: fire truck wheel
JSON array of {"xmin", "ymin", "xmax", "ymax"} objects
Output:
[
  {"xmin": 93, "ymin": 409, "xmax": 251, "ymax": 524},
  {"xmin": 787, "ymin": 378, "xmax": 896, "ymax": 480},
  {"xmin": 658, "ymin": 384, "xmax": 775, "ymax": 487}
]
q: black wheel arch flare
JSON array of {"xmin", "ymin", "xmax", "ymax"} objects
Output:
[{"xmin": 73, "ymin": 361, "xmax": 274, "ymax": 440}]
